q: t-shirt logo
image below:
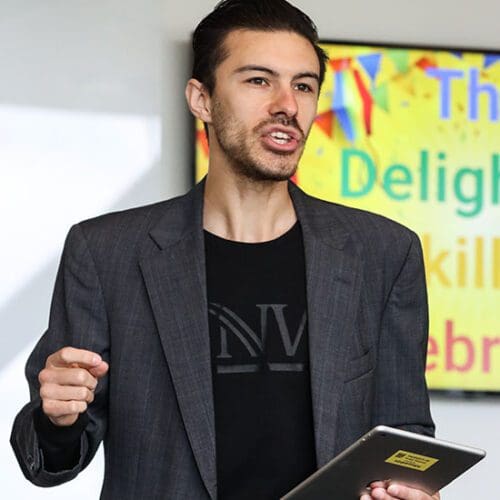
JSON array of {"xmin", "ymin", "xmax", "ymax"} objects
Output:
[{"xmin": 209, "ymin": 302, "xmax": 307, "ymax": 374}]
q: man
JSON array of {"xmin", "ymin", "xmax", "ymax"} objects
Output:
[{"xmin": 11, "ymin": 1, "xmax": 438, "ymax": 499}]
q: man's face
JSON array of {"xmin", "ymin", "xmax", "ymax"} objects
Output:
[{"xmin": 207, "ymin": 29, "xmax": 320, "ymax": 182}]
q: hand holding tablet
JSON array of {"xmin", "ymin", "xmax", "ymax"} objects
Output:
[
  {"xmin": 282, "ymin": 426, "xmax": 485, "ymax": 500},
  {"xmin": 361, "ymin": 480, "xmax": 441, "ymax": 499}
]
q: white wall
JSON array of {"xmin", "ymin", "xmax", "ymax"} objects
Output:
[{"xmin": 1, "ymin": 0, "xmax": 498, "ymax": 498}]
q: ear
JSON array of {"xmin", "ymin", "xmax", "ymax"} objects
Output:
[{"xmin": 185, "ymin": 78, "xmax": 212, "ymax": 123}]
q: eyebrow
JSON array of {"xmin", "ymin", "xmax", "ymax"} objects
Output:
[{"xmin": 234, "ymin": 65, "xmax": 320, "ymax": 83}]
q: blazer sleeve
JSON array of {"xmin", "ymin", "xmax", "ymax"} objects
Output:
[
  {"xmin": 371, "ymin": 230, "xmax": 435, "ymax": 436},
  {"xmin": 10, "ymin": 223, "xmax": 110, "ymax": 486}
]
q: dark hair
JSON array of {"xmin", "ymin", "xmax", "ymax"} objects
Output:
[{"xmin": 192, "ymin": 0, "xmax": 328, "ymax": 94}]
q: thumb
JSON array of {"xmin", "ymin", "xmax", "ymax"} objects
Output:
[{"xmin": 88, "ymin": 360, "xmax": 109, "ymax": 379}]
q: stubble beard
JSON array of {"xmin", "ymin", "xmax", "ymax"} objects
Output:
[{"xmin": 210, "ymin": 99, "xmax": 307, "ymax": 183}]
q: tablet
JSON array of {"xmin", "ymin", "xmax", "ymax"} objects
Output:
[{"xmin": 282, "ymin": 425, "xmax": 486, "ymax": 500}]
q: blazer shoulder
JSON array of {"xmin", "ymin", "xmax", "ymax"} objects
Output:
[
  {"xmin": 63, "ymin": 190, "xmax": 194, "ymax": 263},
  {"xmin": 309, "ymin": 191, "xmax": 415, "ymax": 232},
  {"xmin": 303, "ymin": 192, "xmax": 419, "ymax": 256},
  {"xmin": 75, "ymin": 191, "xmax": 188, "ymax": 240}
]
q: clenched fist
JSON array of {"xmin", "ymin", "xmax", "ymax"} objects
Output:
[{"xmin": 38, "ymin": 347, "xmax": 109, "ymax": 426}]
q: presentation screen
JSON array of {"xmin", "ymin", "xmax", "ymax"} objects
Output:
[{"xmin": 194, "ymin": 40, "xmax": 500, "ymax": 392}]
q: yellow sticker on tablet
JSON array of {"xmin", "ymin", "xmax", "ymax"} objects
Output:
[{"xmin": 385, "ymin": 450, "xmax": 439, "ymax": 471}]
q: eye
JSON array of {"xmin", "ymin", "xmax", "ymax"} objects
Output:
[
  {"xmin": 246, "ymin": 77, "xmax": 268, "ymax": 86},
  {"xmin": 295, "ymin": 82, "xmax": 314, "ymax": 93}
]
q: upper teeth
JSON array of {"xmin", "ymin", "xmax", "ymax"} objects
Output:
[{"xmin": 271, "ymin": 131, "xmax": 291, "ymax": 140}]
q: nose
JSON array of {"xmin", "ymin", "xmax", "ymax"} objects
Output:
[{"xmin": 268, "ymin": 85, "xmax": 298, "ymax": 119}]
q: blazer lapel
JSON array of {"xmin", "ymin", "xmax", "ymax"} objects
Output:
[
  {"xmin": 290, "ymin": 183, "xmax": 363, "ymax": 467},
  {"xmin": 139, "ymin": 181, "xmax": 217, "ymax": 499}
]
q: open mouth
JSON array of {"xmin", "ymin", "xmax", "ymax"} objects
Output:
[
  {"xmin": 260, "ymin": 127, "xmax": 301, "ymax": 153},
  {"xmin": 269, "ymin": 131, "xmax": 294, "ymax": 145}
]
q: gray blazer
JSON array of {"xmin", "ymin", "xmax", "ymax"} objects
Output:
[{"xmin": 11, "ymin": 180, "xmax": 434, "ymax": 499}]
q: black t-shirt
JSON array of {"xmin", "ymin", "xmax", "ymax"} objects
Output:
[{"xmin": 205, "ymin": 222, "xmax": 316, "ymax": 500}]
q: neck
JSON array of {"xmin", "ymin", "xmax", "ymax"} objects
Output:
[{"xmin": 203, "ymin": 168, "xmax": 297, "ymax": 243}]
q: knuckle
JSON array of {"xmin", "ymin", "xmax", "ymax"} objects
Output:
[
  {"xmin": 45, "ymin": 352, "xmax": 55, "ymax": 367},
  {"xmin": 60, "ymin": 346, "xmax": 74, "ymax": 363},
  {"xmin": 42, "ymin": 399, "xmax": 54, "ymax": 415},
  {"xmin": 68, "ymin": 400, "xmax": 87, "ymax": 414},
  {"xmin": 59, "ymin": 346, "xmax": 69, "ymax": 361},
  {"xmin": 75, "ymin": 369, "xmax": 87, "ymax": 385},
  {"xmin": 38, "ymin": 368, "xmax": 49, "ymax": 384},
  {"xmin": 78, "ymin": 387, "xmax": 88, "ymax": 401},
  {"xmin": 68, "ymin": 401, "xmax": 79, "ymax": 414},
  {"xmin": 39, "ymin": 384, "xmax": 49, "ymax": 399}
]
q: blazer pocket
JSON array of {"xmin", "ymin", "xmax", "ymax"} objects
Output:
[{"xmin": 344, "ymin": 349, "xmax": 374, "ymax": 383}]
